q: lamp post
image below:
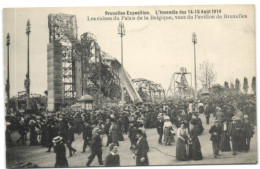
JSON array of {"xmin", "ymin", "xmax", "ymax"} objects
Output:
[
  {"xmin": 6, "ymin": 33, "xmax": 10, "ymax": 113},
  {"xmin": 118, "ymin": 21, "xmax": 126, "ymax": 104},
  {"xmin": 25, "ymin": 20, "xmax": 31, "ymax": 110},
  {"xmin": 192, "ymin": 32, "xmax": 198, "ymax": 100}
]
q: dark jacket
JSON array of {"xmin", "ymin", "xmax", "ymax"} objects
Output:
[
  {"xmin": 104, "ymin": 122, "xmax": 111, "ymax": 135},
  {"xmin": 105, "ymin": 153, "xmax": 120, "ymax": 167},
  {"xmin": 83, "ymin": 125, "xmax": 93, "ymax": 140},
  {"xmin": 155, "ymin": 120, "xmax": 164, "ymax": 135},
  {"xmin": 135, "ymin": 137, "xmax": 149, "ymax": 166},
  {"xmin": 90, "ymin": 134, "xmax": 102, "ymax": 152},
  {"xmin": 67, "ymin": 127, "xmax": 75, "ymax": 142},
  {"xmin": 209, "ymin": 125, "xmax": 221, "ymax": 142}
]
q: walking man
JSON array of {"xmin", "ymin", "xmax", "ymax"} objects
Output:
[
  {"xmin": 155, "ymin": 114, "xmax": 164, "ymax": 144},
  {"xmin": 67, "ymin": 123, "xmax": 77, "ymax": 157},
  {"xmin": 86, "ymin": 128, "xmax": 104, "ymax": 166},
  {"xmin": 209, "ymin": 120, "xmax": 221, "ymax": 158},
  {"xmin": 82, "ymin": 122, "xmax": 92, "ymax": 153}
]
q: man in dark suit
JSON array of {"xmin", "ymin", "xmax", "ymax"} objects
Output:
[
  {"xmin": 67, "ymin": 123, "xmax": 77, "ymax": 157},
  {"xmin": 228, "ymin": 116, "xmax": 242, "ymax": 155},
  {"xmin": 86, "ymin": 128, "xmax": 104, "ymax": 167},
  {"xmin": 209, "ymin": 120, "xmax": 222, "ymax": 158},
  {"xmin": 105, "ymin": 143, "xmax": 120, "ymax": 166},
  {"xmin": 155, "ymin": 114, "xmax": 164, "ymax": 144},
  {"xmin": 82, "ymin": 122, "xmax": 92, "ymax": 153},
  {"xmin": 134, "ymin": 129, "xmax": 149, "ymax": 166},
  {"xmin": 104, "ymin": 118, "xmax": 111, "ymax": 147}
]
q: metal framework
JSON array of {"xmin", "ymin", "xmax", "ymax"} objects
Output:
[
  {"xmin": 132, "ymin": 78, "xmax": 165, "ymax": 103},
  {"xmin": 166, "ymin": 67, "xmax": 193, "ymax": 99},
  {"xmin": 48, "ymin": 13, "xmax": 78, "ymax": 104}
]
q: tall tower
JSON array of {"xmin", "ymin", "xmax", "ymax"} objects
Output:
[{"xmin": 166, "ymin": 67, "xmax": 193, "ymax": 99}]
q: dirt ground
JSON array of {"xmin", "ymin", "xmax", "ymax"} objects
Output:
[{"xmin": 6, "ymin": 114, "xmax": 258, "ymax": 167}]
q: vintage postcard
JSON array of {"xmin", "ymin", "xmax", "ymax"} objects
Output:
[{"xmin": 3, "ymin": 5, "xmax": 256, "ymax": 168}]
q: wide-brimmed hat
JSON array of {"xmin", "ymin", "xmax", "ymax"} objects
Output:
[
  {"xmin": 164, "ymin": 116, "xmax": 170, "ymax": 120},
  {"xmin": 231, "ymin": 116, "xmax": 241, "ymax": 121},
  {"xmin": 92, "ymin": 128, "xmax": 100, "ymax": 134},
  {"xmin": 157, "ymin": 113, "xmax": 163, "ymax": 118},
  {"xmin": 52, "ymin": 136, "xmax": 63, "ymax": 143}
]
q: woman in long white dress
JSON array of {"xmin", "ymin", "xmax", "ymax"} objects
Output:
[{"xmin": 163, "ymin": 116, "xmax": 174, "ymax": 146}]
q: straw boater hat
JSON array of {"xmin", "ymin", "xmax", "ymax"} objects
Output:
[
  {"xmin": 5, "ymin": 122, "xmax": 11, "ymax": 126},
  {"xmin": 137, "ymin": 119, "xmax": 144, "ymax": 124},
  {"xmin": 214, "ymin": 120, "xmax": 220, "ymax": 123},
  {"xmin": 52, "ymin": 136, "xmax": 63, "ymax": 143},
  {"xmin": 244, "ymin": 114, "xmax": 249, "ymax": 119}
]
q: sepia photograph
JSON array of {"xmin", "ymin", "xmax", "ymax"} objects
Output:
[{"xmin": 2, "ymin": 4, "xmax": 257, "ymax": 168}]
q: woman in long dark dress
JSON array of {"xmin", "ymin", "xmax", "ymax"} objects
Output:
[
  {"xmin": 188, "ymin": 120, "xmax": 203, "ymax": 160},
  {"xmin": 176, "ymin": 122, "xmax": 189, "ymax": 161},
  {"xmin": 53, "ymin": 136, "xmax": 69, "ymax": 168},
  {"xmin": 220, "ymin": 119, "xmax": 231, "ymax": 151}
]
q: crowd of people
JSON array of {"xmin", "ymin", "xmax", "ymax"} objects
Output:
[{"xmin": 5, "ymin": 94, "xmax": 256, "ymax": 167}]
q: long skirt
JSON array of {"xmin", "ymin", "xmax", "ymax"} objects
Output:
[
  {"xmin": 221, "ymin": 133, "xmax": 231, "ymax": 151},
  {"xmin": 117, "ymin": 128, "xmax": 124, "ymax": 141},
  {"xmin": 188, "ymin": 139, "xmax": 203, "ymax": 160},
  {"xmin": 176, "ymin": 138, "xmax": 188, "ymax": 161},
  {"xmin": 55, "ymin": 158, "xmax": 69, "ymax": 168}
]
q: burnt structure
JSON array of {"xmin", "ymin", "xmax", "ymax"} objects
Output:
[{"xmin": 47, "ymin": 13, "xmax": 143, "ymax": 111}]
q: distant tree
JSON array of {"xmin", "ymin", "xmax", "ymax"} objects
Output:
[
  {"xmin": 198, "ymin": 61, "xmax": 217, "ymax": 88},
  {"xmin": 224, "ymin": 81, "xmax": 229, "ymax": 89},
  {"xmin": 230, "ymin": 83, "xmax": 235, "ymax": 90},
  {"xmin": 210, "ymin": 84, "xmax": 224, "ymax": 98},
  {"xmin": 235, "ymin": 79, "xmax": 241, "ymax": 94},
  {"xmin": 243, "ymin": 77, "xmax": 249, "ymax": 94},
  {"xmin": 251, "ymin": 76, "xmax": 256, "ymax": 95}
]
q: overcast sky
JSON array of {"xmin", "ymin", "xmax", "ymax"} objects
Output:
[{"xmin": 3, "ymin": 5, "xmax": 255, "ymax": 97}]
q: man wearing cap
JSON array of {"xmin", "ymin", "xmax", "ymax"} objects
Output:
[
  {"xmin": 209, "ymin": 120, "xmax": 222, "ymax": 158},
  {"xmin": 155, "ymin": 114, "xmax": 164, "ymax": 144},
  {"xmin": 86, "ymin": 128, "xmax": 104, "ymax": 166},
  {"xmin": 134, "ymin": 129, "xmax": 149, "ymax": 166}
]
